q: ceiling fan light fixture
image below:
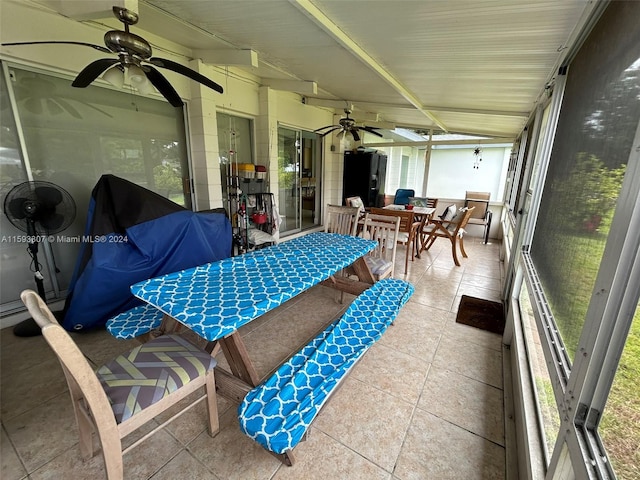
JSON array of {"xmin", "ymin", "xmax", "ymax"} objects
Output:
[
  {"xmin": 102, "ymin": 65, "xmax": 124, "ymax": 88},
  {"xmin": 127, "ymin": 64, "xmax": 154, "ymax": 95}
]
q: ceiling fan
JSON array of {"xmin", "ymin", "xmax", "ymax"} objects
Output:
[
  {"xmin": 2, "ymin": 6, "xmax": 223, "ymax": 107},
  {"xmin": 314, "ymin": 109, "xmax": 383, "ymax": 141}
]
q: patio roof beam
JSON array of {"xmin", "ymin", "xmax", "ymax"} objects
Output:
[{"xmin": 290, "ymin": 0, "xmax": 448, "ymax": 132}]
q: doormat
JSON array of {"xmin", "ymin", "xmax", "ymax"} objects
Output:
[{"xmin": 456, "ymin": 295, "xmax": 505, "ymax": 335}]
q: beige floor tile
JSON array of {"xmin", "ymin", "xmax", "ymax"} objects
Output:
[
  {"xmin": 0, "ymin": 356, "xmax": 68, "ymax": 420},
  {"xmin": 460, "ymin": 272, "xmax": 502, "ymax": 291},
  {"xmin": 410, "ymin": 285, "xmax": 458, "ymax": 311},
  {"xmin": 313, "ymin": 377, "xmax": 414, "ymax": 472},
  {"xmin": 3, "ymin": 393, "xmax": 78, "ymax": 472},
  {"xmin": 0, "ymin": 235, "xmax": 506, "ymax": 480},
  {"xmin": 377, "ymin": 305, "xmax": 443, "ymax": 364},
  {"xmin": 188, "ymin": 408, "xmax": 281, "ymax": 480},
  {"xmin": 394, "ymin": 409, "xmax": 505, "ymax": 480},
  {"xmin": 351, "ymin": 343, "xmax": 430, "ymax": 405},
  {"xmin": 0, "ymin": 332, "xmax": 56, "ymax": 374},
  {"xmin": 456, "ymin": 283, "xmax": 502, "ymax": 302},
  {"xmin": 1, "ymin": 427, "xmax": 27, "ymax": 480},
  {"xmin": 444, "ymin": 316, "xmax": 504, "ymax": 352},
  {"xmin": 421, "ymin": 264, "xmax": 465, "ymax": 283},
  {"xmin": 150, "ymin": 450, "xmax": 218, "ymax": 479},
  {"xmin": 241, "ymin": 328, "xmax": 304, "ymax": 380},
  {"xmin": 433, "ymin": 335, "xmax": 503, "ymax": 389},
  {"xmin": 272, "ymin": 428, "xmax": 390, "ymax": 480},
  {"xmin": 418, "ymin": 366, "xmax": 505, "ymax": 446},
  {"xmin": 155, "ymin": 388, "xmax": 233, "ymax": 446}
]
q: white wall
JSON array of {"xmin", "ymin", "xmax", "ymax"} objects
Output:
[{"xmin": 427, "ymin": 145, "xmax": 511, "ymax": 202}]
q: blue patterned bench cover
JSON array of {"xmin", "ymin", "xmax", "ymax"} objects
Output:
[
  {"xmin": 237, "ymin": 278, "xmax": 414, "ymax": 455},
  {"xmin": 106, "ymin": 303, "xmax": 165, "ymax": 339},
  {"xmin": 131, "ymin": 233, "xmax": 377, "ymax": 342}
]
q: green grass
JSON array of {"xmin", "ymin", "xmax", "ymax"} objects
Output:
[
  {"xmin": 534, "ymin": 230, "xmax": 639, "ymax": 478},
  {"xmin": 599, "ymin": 310, "xmax": 640, "ymax": 479}
]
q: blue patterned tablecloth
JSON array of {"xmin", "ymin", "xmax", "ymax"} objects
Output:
[{"xmin": 130, "ymin": 232, "xmax": 377, "ymax": 342}]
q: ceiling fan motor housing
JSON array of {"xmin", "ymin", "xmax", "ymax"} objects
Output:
[{"xmin": 104, "ymin": 31, "xmax": 152, "ymax": 58}]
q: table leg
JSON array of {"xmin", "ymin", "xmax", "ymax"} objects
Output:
[{"xmin": 218, "ymin": 333, "xmax": 261, "ymax": 387}]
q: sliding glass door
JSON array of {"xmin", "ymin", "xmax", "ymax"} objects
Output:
[
  {"xmin": 0, "ymin": 63, "xmax": 191, "ymax": 313},
  {"xmin": 277, "ymin": 126, "xmax": 321, "ymax": 235}
]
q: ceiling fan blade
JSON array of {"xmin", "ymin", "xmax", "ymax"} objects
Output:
[
  {"xmin": 314, "ymin": 125, "xmax": 338, "ymax": 133},
  {"xmin": 148, "ymin": 57, "xmax": 224, "ymax": 94},
  {"xmin": 361, "ymin": 126, "xmax": 384, "ymax": 137},
  {"xmin": 2, "ymin": 41, "xmax": 112, "ymax": 54},
  {"xmin": 72, "ymin": 58, "xmax": 120, "ymax": 88},
  {"xmin": 318, "ymin": 126, "xmax": 341, "ymax": 137},
  {"xmin": 143, "ymin": 66, "xmax": 183, "ymax": 107},
  {"xmin": 351, "ymin": 129, "xmax": 360, "ymax": 142}
]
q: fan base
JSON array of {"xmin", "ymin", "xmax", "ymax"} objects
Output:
[
  {"xmin": 13, "ymin": 310, "xmax": 65, "ymax": 337},
  {"xmin": 13, "ymin": 319, "xmax": 41, "ymax": 337}
]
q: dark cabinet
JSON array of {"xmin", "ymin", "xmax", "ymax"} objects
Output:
[{"xmin": 343, "ymin": 150, "xmax": 387, "ymax": 207}]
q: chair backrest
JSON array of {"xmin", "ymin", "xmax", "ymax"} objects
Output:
[
  {"xmin": 20, "ymin": 290, "xmax": 122, "ymax": 457},
  {"xmin": 409, "ymin": 197, "xmax": 438, "ymax": 209},
  {"xmin": 345, "ymin": 196, "xmax": 365, "ymax": 211},
  {"xmin": 393, "ymin": 189, "xmax": 415, "ymax": 205},
  {"xmin": 369, "ymin": 207, "xmax": 415, "ymax": 236},
  {"xmin": 465, "ymin": 191, "xmax": 490, "ymax": 220},
  {"xmin": 324, "ymin": 204, "xmax": 360, "ymax": 235},
  {"xmin": 361, "ymin": 213, "xmax": 401, "ymax": 277},
  {"xmin": 447, "ymin": 206, "xmax": 476, "ymax": 235}
]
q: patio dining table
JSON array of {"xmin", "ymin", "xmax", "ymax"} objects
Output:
[
  {"xmin": 129, "ymin": 232, "xmax": 378, "ymax": 397},
  {"xmin": 382, "ymin": 204, "xmax": 436, "ymax": 257}
]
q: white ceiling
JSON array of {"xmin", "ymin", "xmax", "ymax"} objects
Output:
[{"xmin": 37, "ymin": 0, "xmax": 597, "ymax": 138}]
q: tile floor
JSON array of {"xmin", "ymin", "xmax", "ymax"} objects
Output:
[{"xmin": 1, "ymin": 235, "xmax": 506, "ymax": 480}]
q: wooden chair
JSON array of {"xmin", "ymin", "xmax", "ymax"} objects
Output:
[
  {"xmin": 324, "ymin": 204, "xmax": 360, "ymax": 236},
  {"xmin": 360, "ymin": 213, "xmax": 401, "ymax": 280},
  {"xmin": 464, "ymin": 191, "xmax": 492, "ymax": 244},
  {"xmin": 345, "ymin": 196, "xmax": 367, "ymax": 219},
  {"xmin": 20, "ymin": 290, "xmax": 220, "ymax": 480},
  {"xmin": 409, "ymin": 196, "xmax": 438, "ymax": 209},
  {"xmin": 420, "ymin": 206, "xmax": 475, "ymax": 266},
  {"xmin": 369, "ymin": 207, "xmax": 422, "ymax": 274}
]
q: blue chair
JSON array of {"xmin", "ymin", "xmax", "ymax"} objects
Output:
[{"xmin": 393, "ymin": 189, "xmax": 415, "ymax": 205}]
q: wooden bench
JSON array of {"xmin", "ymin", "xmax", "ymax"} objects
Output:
[{"xmin": 237, "ymin": 278, "xmax": 414, "ymax": 465}]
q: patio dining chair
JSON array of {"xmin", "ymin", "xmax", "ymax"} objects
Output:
[
  {"xmin": 409, "ymin": 196, "xmax": 438, "ymax": 209},
  {"xmin": 420, "ymin": 206, "xmax": 475, "ymax": 266},
  {"xmin": 324, "ymin": 204, "xmax": 360, "ymax": 236},
  {"xmin": 369, "ymin": 207, "xmax": 422, "ymax": 274},
  {"xmin": 464, "ymin": 191, "xmax": 492, "ymax": 244},
  {"xmin": 20, "ymin": 289, "xmax": 220, "ymax": 480},
  {"xmin": 360, "ymin": 213, "xmax": 401, "ymax": 280}
]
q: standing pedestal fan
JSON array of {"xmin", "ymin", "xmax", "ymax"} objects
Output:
[{"xmin": 3, "ymin": 181, "xmax": 76, "ymax": 336}]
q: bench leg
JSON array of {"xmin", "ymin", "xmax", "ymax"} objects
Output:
[{"xmin": 269, "ymin": 449, "xmax": 296, "ymax": 466}]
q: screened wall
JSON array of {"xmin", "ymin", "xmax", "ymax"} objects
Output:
[{"xmin": 508, "ymin": 1, "xmax": 640, "ymax": 478}]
